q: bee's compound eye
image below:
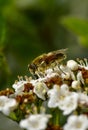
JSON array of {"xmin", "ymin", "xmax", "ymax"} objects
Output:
[
  {"xmin": 28, "ymin": 63, "xmax": 37, "ymax": 72},
  {"xmin": 57, "ymin": 53, "xmax": 66, "ymax": 59}
]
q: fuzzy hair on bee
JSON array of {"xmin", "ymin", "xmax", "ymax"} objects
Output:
[{"xmin": 28, "ymin": 49, "xmax": 67, "ymax": 77}]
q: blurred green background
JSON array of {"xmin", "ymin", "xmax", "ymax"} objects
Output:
[{"xmin": 0, "ymin": 0, "xmax": 88, "ymax": 129}]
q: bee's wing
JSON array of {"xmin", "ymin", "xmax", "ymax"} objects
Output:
[{"xmin": 53, "ymin": 48, "xmax": 68, "ymax": 54}]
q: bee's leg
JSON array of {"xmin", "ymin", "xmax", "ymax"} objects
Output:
[
  {"xmin": 37, "ymin": 66, "xmax": 45, "ymax": 78},
  {"xmin": 35, "ymin": 71, "xmax": 44, "ymax": 78},
  {"xmin": 58, "ymin": 64, "xmax": 66, "ymax": 75},
  {"xmin": 55, "ymin": 61, "xmax": 66, "ymax": 75},
  {"xmin": 33, "ymin": 74, "xmax": 39, "ymax": 79}
]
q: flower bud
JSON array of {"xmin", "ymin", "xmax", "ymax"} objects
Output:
[{"xmin": 67, "ymin": 60, "xmax": 78, "ymax": 71}]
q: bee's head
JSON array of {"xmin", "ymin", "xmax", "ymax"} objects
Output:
[{"xmin": 28, "ymin": 63, "xmax": 37, "ymax": 74}]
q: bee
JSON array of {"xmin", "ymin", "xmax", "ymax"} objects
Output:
[{"xmin": 28, "ymin": 49, "xmax": 67, "ymax": 77}]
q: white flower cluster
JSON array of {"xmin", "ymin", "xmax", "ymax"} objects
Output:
[
  {"xmin": 64, "ymin": 115, "xmax": 88, "ymax": 130},
  {"xmin": 0, "ymin": 96, "xmax": 18, "ymax": 115},
  {"xmin": 0, "ymin": 59, "xmax": 88, "ymax": 130},
  {"xmin": 48, "ymin": 84, "xmax": 79, "ymax": 115},
  {"xmin": 20, "ymin": 114, "xmax": 51, "ymax": 130}
]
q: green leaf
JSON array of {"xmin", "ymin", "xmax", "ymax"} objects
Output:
[
  {"xmin": 0, "ymin": 15, "xmax": 6, "ymax": 46},
  {"xmin": 78, "ymin": 35, "xmax": 88, "ymax": 47},
  {"xmin": 9, "ymin": 112, "xmax": 18, "ymax": 121},
  {"xmin": 3, "ymin": 5, "xmax": 38, "ymax": 36},
  {"xmin": 0, "ymin": 0, "xmax": 10, "ymax": 47},
  {"xmin": 60, "ymin": 17, "xmax": 88, "ymax": 47}
]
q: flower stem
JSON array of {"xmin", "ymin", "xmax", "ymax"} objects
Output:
[{"xmin": 52, "ymin": 108, "xmax": 60, "ymax": 126}]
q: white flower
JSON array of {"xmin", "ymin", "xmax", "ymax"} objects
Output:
[
  {"xmin": 45, "ymin": 68, "xmax": 60, "ymax": 80},
  {"xmin": 48, "ymin": 84, "xmax": 69, "ymax": 108},
  {"xmin": 63, "ymin": 115, "xmax": 88, "ymax": 130},
  {"xmin": 48, "ymin": 84, "xmax": 78, "ymax": 115},
  {"xmin": 12, "ymin": 80, "xmax": 28, "ymax": 95},
  {"xmin": 0, "ymin": 96, "xmax": 18, "ymax": 115},
  {"xmin": 77, "ymin": 71, "xmax": 84, "ymax": 84},
  {"xmin": 78, "ymin": 58, "xmax": 88, "ymax": 70},
  {"xmin": 78, "ymin": 93, "xmax": 88, "ymax": 105},
  {"xmin": 45, "ymin": 68, "xmax": 54, "ymax": 76},
  {"xmin": 59, "ymin": 92, "xmax": 78, "ymax": 115},
  {"xmin": 67, "ymin": 60, "xmax": 78, "ymax": 71},
  {"xmin": 71, "ymin": 80, "xmax": 80, "ymax": 89},
  {"xmin": 60, "ymin": 65, "xmax": 76, "ymax": 80},
  {"xmin": 19, "ymin": 114, "xmax": 51, "ymax": 130},
  {"xmin": 33, "ymin": 81, "xmax": 48, "ymax": 100}
]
